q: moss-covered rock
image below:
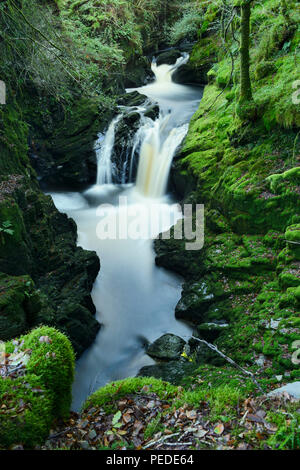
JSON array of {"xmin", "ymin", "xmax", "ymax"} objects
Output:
[
  {"xmin": 0, "ymin": 326, "xmax": 75, "ymax": 449},
  {"xmin": 0, "ymin": 115, "xmax": 100, "ymax": 355}
]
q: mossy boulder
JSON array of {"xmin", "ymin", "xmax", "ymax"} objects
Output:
[
  {"xmin": 138, "ymin": 360, "xmax": 195, "ymax": 385},
  {"xmin": 0, "ymin": 172, "xmax": 100, "ymax": 356},
  {"xmin": 0, "ymin": 326, "xmax": 75, "ymax": 449},
  {"xmin": 146, "ymin": 334, "xmax": 186, "ymax": 360},
  {"xmin": 254, "ymin": 61, "xmax": 277, "ymax": 80},
  {"xmin": 83, "ymin": 377, "xmax": 179, "ymax": 410},
  {"xmin": 0, "ymin": 273, "xmax": 47, "ymax": 341}
]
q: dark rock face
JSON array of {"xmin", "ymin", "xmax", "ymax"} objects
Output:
[
  {"xmin": 196, "ymin": 321, "xmax": 229, "ymax": 342},
  {"xmin": 175, "ymin": 281, "xmax": 215, "ymax": 323},
  {"xmin": 27, "ymin": 94, "xmax": 113, "ymax": 189},
  {"xmin": 146, "ymin": 334, "xmax": 186, "ymax": 360},
  {"xmin": 138, "ymin": 359, "xmax": 194, "ymax": 385},
  {"xmin": 172, "ymin": 63, "xmax": 209, "ymax": 85},
  {"xmin": 156, "ymin": 50, "xmax": 182, "ymax": 66},
  {"xmin": 0, "ymin": 175, "xmax": 100, "ymax": 356},
  {"xmin": 111, "ymin": 92, "xmax": 159, "ymax": 183}
]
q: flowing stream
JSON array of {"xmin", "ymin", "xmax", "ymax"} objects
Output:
[{"xmin": 49, "ymin": 55, "xmax": 203, "ymax": 410}]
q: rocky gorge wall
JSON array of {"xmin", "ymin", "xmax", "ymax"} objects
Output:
[{"xmin": 149, "ymin": 0, "xmax": 300, "ymax": 387}]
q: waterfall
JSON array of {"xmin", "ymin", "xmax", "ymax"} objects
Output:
[
  {"xmin": 93, "ymin": 52, "xmax": 202, "ymax": 198},
  {"xmin": 95, "ymin": 114, "xmax": 122, "ymax": 185},
  {"xmin": 134, "ymin": 53, "xmax": 191, "ymax": 198}
]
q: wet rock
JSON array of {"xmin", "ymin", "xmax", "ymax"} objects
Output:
[
  {"xmin": 196, "ymin": 321, "xmax": 229, "ymax": 342},
  {"xmin": 172, "ymin": 63, "xmax": 209, "ymax": 85},
  {"xmin": 146, "ymin": 334, "xmax": 186, "ymax": 360},
  {"xmin": 0, "ymin": 179, "xmax": 100, "ymax": 356},
  {"xmin": 138, "ymin": 359, "xmax": 194, "ymax": 385},
  {"xmin": 156, "ymin": 50, "xmax": 182, "ymax": 66},
  {"xmin": 29, "ymin": 96, "xmax": 109, "ymax": 188},
  {"xmin": 175, "ymin": 281, "xmax": 216, "ymax": 323},
  {"xmin": 118, "ymin": 91, "xmax": 147, "ymax": 107},
  {"xmin": 144, "ymin": 104, "xmax": 160, "ymax": 120}
]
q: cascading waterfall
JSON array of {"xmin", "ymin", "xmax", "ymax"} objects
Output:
[
  {"xmin": 96, "ymin": 114, "xmax": 123, "ymax": 185},
  {"xmin": 49, "ymin": 53, "xmax": 203, "ymax": 409},
  {"xmin": 93, "ymin": 52, "xmax": 200, "ymax": 198}
]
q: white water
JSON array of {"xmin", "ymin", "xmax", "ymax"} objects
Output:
[
  {"xmin": 49, "ymin": 55, "xmax": 203, "ymax": 411},
  {"xmin": 96, "ymin": 114, "xmax": 123, "ymax": 185}
]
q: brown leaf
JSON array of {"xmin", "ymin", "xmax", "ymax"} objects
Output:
[
  {"xmin": 122, "ymin": 413, "xmax": 132, "ymax": 424},
  {"xmin": 246, "ymin": 414, "xmax": 264, "ymax": 423}
]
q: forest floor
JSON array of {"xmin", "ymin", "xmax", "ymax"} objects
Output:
[{"xmin": 39, "ymin": 386, "xmax": 299, "ymax": 451}]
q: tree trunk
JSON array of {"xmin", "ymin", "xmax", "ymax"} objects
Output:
[{"xmin": 239, "ymin": 1, "xmax": 253, "ymax": 102}]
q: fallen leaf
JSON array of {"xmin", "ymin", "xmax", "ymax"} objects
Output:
[{"xmin": 214, "ymin": 423, "xmax": 224, "ymax": 435}]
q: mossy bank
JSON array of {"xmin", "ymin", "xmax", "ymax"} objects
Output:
[{"xmin": 151, "ymin": 0, "xmax": 300, "ymax": 389}]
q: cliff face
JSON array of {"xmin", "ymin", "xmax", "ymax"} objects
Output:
[
  {"xmin": 0, "ymin": 102, "xmax": 100, "ymax": 356},
  {"xmin": 0, "ymin": 0, "xmax": 180, "ymax": 355},
  {"xmin": 155, "ymin": 0, "xmax": 300, "ymax": 382}
]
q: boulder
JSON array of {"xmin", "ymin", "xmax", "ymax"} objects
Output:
[
  {"xmin": 156, "ymin": 50, "xmax": 182, "ymax": 66},
  {"xmin": 138, "ymin": 359, "xmax": 194, "ymax": 385},
  {"xmin": 175, "ymin": 281, "xmax": 216, "ymax": 323},
  {"xmin": 172, "ymin": 63, "xmax": 208, "ymax": 85},
  {"xmin": 196, "ymin": 321, "xmax": 229, "ymax": 342},
  {"xmin": 146, "ymin": 334, "xmax": 186, "ymax": 360}
]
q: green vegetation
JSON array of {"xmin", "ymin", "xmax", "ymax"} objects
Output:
[
  {"xmin": 0, "ymin": 0, "xmax": 299, "ymax": 452},
  {"xmin": 0, "ymin": 326, "xmax": 75, "ymax": 448}
]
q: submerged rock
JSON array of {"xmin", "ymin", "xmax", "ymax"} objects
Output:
[{"xmin": 146, "ymin": 334, "xmax": 186, "ymax": 360}]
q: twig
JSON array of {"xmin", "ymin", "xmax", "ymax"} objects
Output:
[
  {"xmin": 284, "ymin": 240, "xmax": 300, "ymax": 245},
  {"xmin": 240, "ymin": 410, "xmax": 249, "ymax": 425},
  {"xmin": 159, "ymin": 441, "xmax": 193, "ymax": 447},
  {"xmin": 143, "ymin": 432, "xmax": 180, "ymax": 450},
  {"xmin": 48, "ymin": 427, "xmax": 73, "ymax": 440},
  {"xmin": 185, "ymin": 335, "xmax": 264, "ymax": 393}
]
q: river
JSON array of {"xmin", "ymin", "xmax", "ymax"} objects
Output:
[{"xmin": 49, "ymin": 54, "xmax": 203, "ymax": 411}]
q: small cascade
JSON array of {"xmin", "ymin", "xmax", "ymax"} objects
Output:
[
  {"xmin": 136, "ymin": 120, "xmax": 188, "ymax": 198},
  {"xmin": 133, "ymin": 53, "xmax": 193, "ymax": 198},
  {"xmin": 96, "ymin": 114, "xmax": 123, "ymax": 185},
  {"xmin": 151, "ymin": 52, "xmax": 189, "ymax": 83},
  {"xmin": 93, "ymin": 52, "xmax": 202, "ymax": 197}
]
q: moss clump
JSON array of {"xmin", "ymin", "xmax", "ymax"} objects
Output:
[
  {"xmin": 254, "ymin": 61, "xmax": 277, "ymax": 80},
  {"xmin": 83, "ymin": 377, "xmax": 179, "ymax": 411},
  {"xmin": 7, "ymin": 326, "xmax": 75, "ymax": 418},
  {"xmin": 0, "ymin": 273, "xmax": 43, "ymax": 341},
  {"xmin": 0, "ymin": 374, "xmax": 53, "ymax": 449},
  {"xmin": 0, "ymin": 326, "xmax": 75, "ymax": 449}
]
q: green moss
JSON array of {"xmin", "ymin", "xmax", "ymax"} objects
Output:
[
  {"xmin": 0, "ymin": 326, "xmax": 75, "ymax": 449},
  {"xmin": 0, "ymin": 273, "xmax": 41, "ymax": 341},
  {"xmin": 11, "ymin": 326, "xmax": 75, "ymax": 418},
  {"xmin": 0, "ymin": 374, "xmax": 53, "ymax": 449},
  {"xmin": 84, "ymin": 377, "xmax": 180, "ymax": 411}
]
